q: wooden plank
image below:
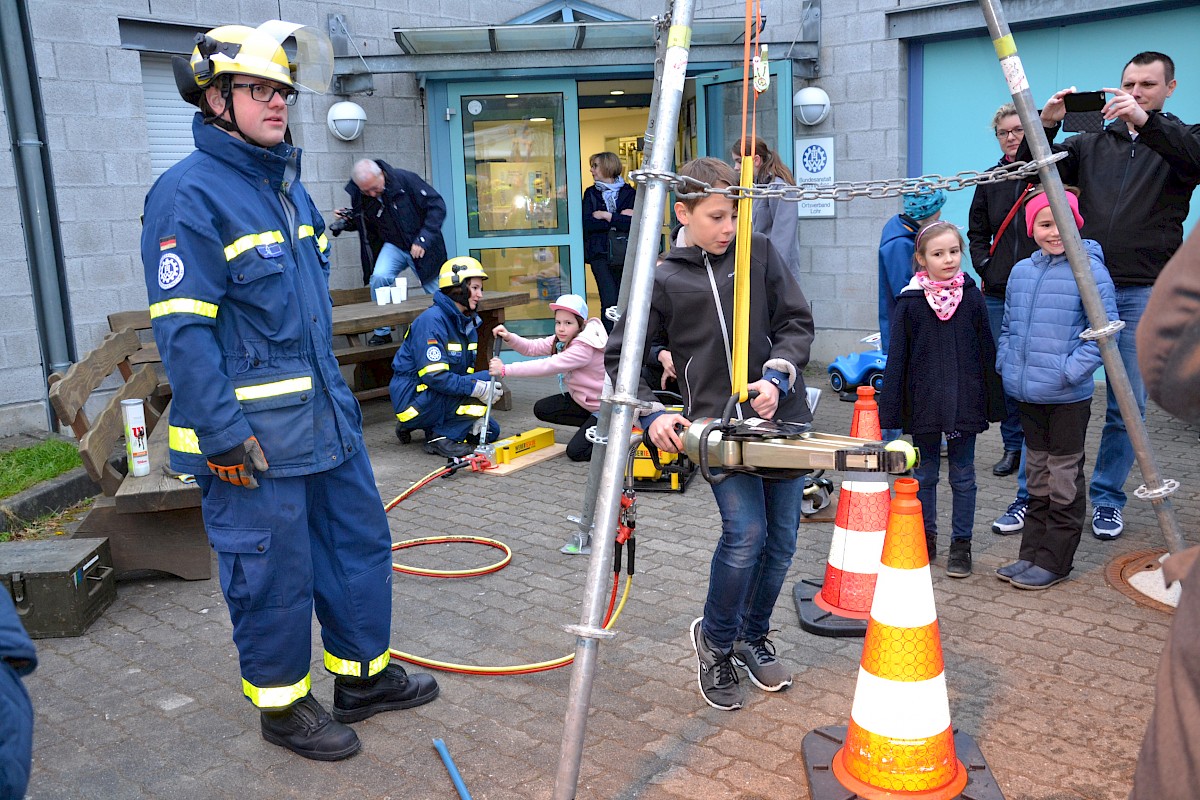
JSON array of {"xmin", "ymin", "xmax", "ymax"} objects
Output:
[
  {"xmin": 74, "ymin": 496, "xmax": 211, "ymax": 581},
  {"xmin": 353, "ymin": 386, "xmax": 391, "ymax": 402},
  {"xmin": 330, "ymin": 290, "xmax": 530, "ymax": 337},
  {"xmin": 108, "ymin": 309, "xmax": 152, "ymax": 333},
  {"xmin": 334, "ymin": 342, "xmax": 401, "ymax": 366},
  {"xmin": 482, "ymin": 442, "xmax": 567, "ymax": 476},
  {"xmin": 127, "ymin": 343, "xmax": 161, "ymax": 366},
  {"xmin": 114, "ymin": 404, "xmax": 201, "ymax": 514},
  {"xmin": 77, "ymin": 366, "xmax": 158, "ymax": 494},
  {"xmin": 329, "ymin": 286, "xmax": 372, "ymax": 306},
  {"xmin": 47, "ymin": 328, "xmax": 141, "ymax": 423}
]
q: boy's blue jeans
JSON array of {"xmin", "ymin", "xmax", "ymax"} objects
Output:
[
  {"xmin": 369, "ymin": 243, "xmax": 439, "ymax": 336},
  {"xmin": 912, "ymin": 432, "xmax": 977, "ymax": 543},
  {"xmin": 701, "ymin": 472, "xmax": 804, "ymax": 653}
]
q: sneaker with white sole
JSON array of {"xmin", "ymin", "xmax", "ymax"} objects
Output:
[
  {"xmin": 690, "ymin": 617, "xmax": 743, "ymax": 710},
  {"xmin": 1092, "ymin": 506, "xmax": 1124, "ymax": 539},
  {"xmin": 991, "ymin": 500, "xmax": 1028, "ymax": 535},
  {"xmin": 732, "ymin": 636, "xmax": 792, "ymax": 692}
]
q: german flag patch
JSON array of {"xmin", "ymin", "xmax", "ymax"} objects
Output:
[
  {"xmin": 159, "ymin": 235, "xmax": 177, "ymax": 251},
  {"xmin": 427, "ymin": 338, "xmax": 438, "ymax": 345}
]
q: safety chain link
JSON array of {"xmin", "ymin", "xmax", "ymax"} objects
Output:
[{"xmin": 629, "ymin": 152, "xmax": 1067, "ymax": 202}]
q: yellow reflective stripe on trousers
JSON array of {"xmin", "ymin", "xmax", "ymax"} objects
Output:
[
  {"xmin": 224, "ymin": 230, "xmax": 284, "ymax": 261},
  {"xmin": 324, "ymin": 650, "xmax": 391, "ymax": 678},
  {"xmin": 234, "ymin": 376, "xmax": 313, "ymax": 401},
  {"xmin": 455, "ymin": 404, "xmax": 486, "ymax": 417},
  {"xmin": 397, "ymin": 406, "xmax": 420, "ymax": 422},
  {"xmin": 242, "ymin": 673, "xmax": 311, "ymax": 709},
  {"xmin": 168, "ymin": 425, "xmax": 202, "ymax": 454},
  {"xmin": 418, "ymin": 363, "xmax": 449, "ymax": 377},
  {"xmin": 149, "ymin": 298, "xmax": 218, "ymax": 319}
]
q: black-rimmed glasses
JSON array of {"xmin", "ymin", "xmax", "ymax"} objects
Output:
[{"xmin": 231, "ymin": 83, "xmax": 298, "ymax": 106}]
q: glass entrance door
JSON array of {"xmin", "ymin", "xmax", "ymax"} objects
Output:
[
  {"xmin": 695, "ymin": 64, "xmax": 793, "ymax": 170},
  {"xmin": 448, "ymin": 80, "xmax": 582, "ymax": 337}
]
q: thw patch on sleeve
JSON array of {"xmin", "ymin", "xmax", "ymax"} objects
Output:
[
  {"xmin": 157, "ymin": 253, "xmax": 185, "ymax": 290},
  {"xmin": 426, "ymin": 346, "xmax": 442, "ymax": 362}
]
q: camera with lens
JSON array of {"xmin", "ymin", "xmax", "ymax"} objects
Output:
[{"xmin": 327, "ymin": 208, "xmax": 358, "ymax": 236}]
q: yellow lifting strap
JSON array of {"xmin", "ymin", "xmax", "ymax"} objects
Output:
[{"xmin": 730, "ymin": 0, "xmax": 765, "ymax": 403}]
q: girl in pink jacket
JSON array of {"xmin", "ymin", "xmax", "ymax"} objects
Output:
[{"xmin": 489, "ymin": 294, "xmax": 608, "ymax": 461}]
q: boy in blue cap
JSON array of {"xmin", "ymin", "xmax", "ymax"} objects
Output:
[{"xmin": 878, "ymin": 187, "xmax": 948, "ymax": 357}]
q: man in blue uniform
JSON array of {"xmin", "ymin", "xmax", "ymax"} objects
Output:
[
  {"xmin": 1, "ymin": 589, "xmax": 36, "ymax": 798},
  {"xmin": 391, "ymin": 257, "xmax": 503, "ymax": 458},
  {"xmin": 141, "ymin": 20, "xmax": 438, "ymax": 761}
]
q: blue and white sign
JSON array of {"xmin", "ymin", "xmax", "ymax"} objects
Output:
[{"xmin": 794, "ymin": 137, "xmax": 835, "ymax": 219}]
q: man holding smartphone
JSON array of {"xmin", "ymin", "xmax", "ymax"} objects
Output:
[{"xmin": 1007, "ymin": 51, "xmax": 1200, "ymax": 541}]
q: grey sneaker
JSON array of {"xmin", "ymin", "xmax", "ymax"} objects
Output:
[
  {"xmin": 732, "ymin": 635, "xmax": 792, "ymax": 692},
  {"xmin": 992, "ymin": 500, "xmax": 1027, "ymax": 534},
  {"xmin": 690, "ymin": 617, "xmax": 743, "ymax": 710}
]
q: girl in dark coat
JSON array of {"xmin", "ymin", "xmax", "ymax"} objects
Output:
[{"xmin": 879, "ymin": 220, "xmax": 1005, "ymax": 577}]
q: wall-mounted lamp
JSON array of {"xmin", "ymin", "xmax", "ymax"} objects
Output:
[
  {"xmin": 327, "ymin": 101, "xmax": 367, "ymax": 142},
  {"xmin": 793, "ymin": 86, "xmax": 831, "ymax": 126}
]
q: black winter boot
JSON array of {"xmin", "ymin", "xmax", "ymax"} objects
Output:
[
  {"xmin": 946, "ymin": 539, "xmax": 972, "ymax": 578},
  {"xmin": 260, "ymin": 693, "xmax": 361, "ymax": 761},
  {"xmin": 925, "ymin": 534, "xmax": 937, "ymax": 562},
  {"xmin": 332, "ymin": 663, "xmax": 440, "ymax": 723}
]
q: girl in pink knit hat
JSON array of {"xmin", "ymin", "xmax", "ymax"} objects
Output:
[{"xmin": 489, "ymin": 294, "xmax": 608, "ymax": 463}]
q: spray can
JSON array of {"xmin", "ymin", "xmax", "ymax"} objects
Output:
[{"xmin": 121, "ymin": 398, "xmax": 150, "ymax": 477}]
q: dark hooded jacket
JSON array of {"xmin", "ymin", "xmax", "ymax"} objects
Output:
[
  {"xmin": 967, "ymin": 155, "xmax": 1037, "ymax": 299},
  {"xmin": 606, "ymin": 231, "xmax": 814, "ymax": 424}
]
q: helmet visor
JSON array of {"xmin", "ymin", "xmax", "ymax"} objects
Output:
[{"xmin": 255, "ymin": 21, "xmax": 334, "ymax": 95}]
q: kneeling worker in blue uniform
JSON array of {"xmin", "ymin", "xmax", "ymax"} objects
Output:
[
  {"xmin": 141, "ymin": 21, "xmax": 438, "ymax": 761},
  {"xmin": 390, "ymin": 256, "xmax": 504, "ymax": 458}
]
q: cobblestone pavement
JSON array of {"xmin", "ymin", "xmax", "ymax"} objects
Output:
[{"xmin": 20, "ymin": 375, "xmax": 1200, "ymax": 799}]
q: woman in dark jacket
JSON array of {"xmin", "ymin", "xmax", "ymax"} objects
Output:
[
  {"xmin": 582, "ymin": 152, "xmax": 636, "ymax": 331},
  {"xmin": 967, "ymin": 103, "xmax": 1037, "ymax": 476}
]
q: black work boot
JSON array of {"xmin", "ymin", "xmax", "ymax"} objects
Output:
[
  {"xmin": 260, "ymin": 693, "xmax": 361, "ymax": 761},
  {"xmin": 422, "ymin": 435, "xmax": 473, "ymax": 459},
  {"xmin": 332, "ymin": 663, "xmax": 440, "ymax": 724},
  {"xmin": 946, "ymin": 539, "xmax": 973, "ymax": 578}
]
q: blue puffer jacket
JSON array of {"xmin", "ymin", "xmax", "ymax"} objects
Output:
[
  {"xmin": 997, "ymin": 239, "xmax": 1117, "ymax": 404},
  {"xmin": 142, "ymin": 115, "xmax": 364, "ymax": 478}
]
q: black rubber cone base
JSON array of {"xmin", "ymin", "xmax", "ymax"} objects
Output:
[
  {"xmin": 794, "ymin": 578, "xmax": 868, "ymax": 638},
  {"xmin": 801, "ymin": 725, "xmax": 1004, "ymax": 800}
]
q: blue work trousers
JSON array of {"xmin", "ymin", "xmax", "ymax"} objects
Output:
[
  {"xmin": 702, "ymin": 472, "xmax": 804, "ymax": 652},
  {"xmin": 195, "ymin": 448, "xmax": 393, "ymax": 706}
]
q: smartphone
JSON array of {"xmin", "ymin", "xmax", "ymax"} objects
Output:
[{"xmin": 1062, "ymin": 90, "xmax": 1106, "ymax": 133}]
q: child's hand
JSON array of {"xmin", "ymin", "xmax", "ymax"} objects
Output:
[
  {"xmin": 658, "ymin": 350, "xmax": 676, "ymax": 387},
  {"xmin": 747, "ymin": 379, "xmax": 781, "ymax": 420},
  {"xmin": 488, "ymin": 357, "xmax": 505, "ymax": 376},
  {"xmin": 647, "ymin": 413, "xmax": 690, "ymax": 454},
  {"xmin": 492, "ymin": 324, "xmax": 509, "ymax": 340}
]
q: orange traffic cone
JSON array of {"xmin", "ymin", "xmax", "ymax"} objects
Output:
[
  {"xmin": 849, "ymin": 386, "xmax": 881, "ymax": 441},
  {"xmin": 795, "ymin": 469, "xmax": 889, "ymax": 637}
]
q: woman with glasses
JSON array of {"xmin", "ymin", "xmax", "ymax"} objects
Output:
[{"xmin": 968, "ymin": 103, "xmax": 1039, "ymax": 481}]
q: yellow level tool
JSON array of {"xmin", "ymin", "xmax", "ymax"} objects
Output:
[{"xmin": 490, "ymin": 427, "xmax": 557, "ymax": 465}]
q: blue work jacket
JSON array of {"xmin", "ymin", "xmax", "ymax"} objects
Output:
[
  {"xmin": 389, "ymin": 292, "xmax": 492, "ymax": 421},
  {"xmin": 141, "ymin": 115, "xmax": 364, "ymax": 478}
]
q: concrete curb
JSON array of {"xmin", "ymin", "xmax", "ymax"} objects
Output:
[{"xmin": 0, "ymin": 466, "xmax": 101, "ymax": 533}]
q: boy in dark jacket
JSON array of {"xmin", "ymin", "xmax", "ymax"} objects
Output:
[
  {"xmin": 606, "ymin": 157, "xmax": 814, "ymax": 711},
  {"xmin": 995, "ymin": 189, "xmax": 1117, "ymax": 589}
]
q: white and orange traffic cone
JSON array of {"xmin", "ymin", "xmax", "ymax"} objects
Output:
[
  {"xmin": 800, "ymin": 478, "xmax": 999, "ymax": 799},
  {"xmin": 794, "ymin": 386, "xmax": 888, "ymax": 637},
  {"xmin": 850, "ymin": 386, "xmax": 882, "ymax": 441}
]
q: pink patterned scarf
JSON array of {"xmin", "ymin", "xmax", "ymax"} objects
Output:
[{"xmin": 915, "ymin": 271, "xmax": 965, "ymax": 321}]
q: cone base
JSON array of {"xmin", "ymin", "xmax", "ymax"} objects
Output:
[
  {"xmin": 801, "ymin": 725, "xmax": 1005, "ymax": 800},
  {"xmin": 793, "ymin": 578, "xmax": 869, "ymax": 638}
]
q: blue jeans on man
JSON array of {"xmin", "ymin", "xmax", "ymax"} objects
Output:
[
  {"xmin": 369, "ymin": 243, "xmax": 439, "ymax": 337},
  {"xmin": 1089, "ymin": 285, "xmax": 1151, "ymax": 511},
  {"xmin": 700, "ymin": 472, "xmax": 804, "ymax": 651}
]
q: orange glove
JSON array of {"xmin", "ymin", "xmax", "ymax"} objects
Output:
[{"xmin": 206, "ymin": 436, "xmax": 269, "ymax": 489}]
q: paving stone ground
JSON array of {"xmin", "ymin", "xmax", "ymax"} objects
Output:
[{"xmin": 20, "ymin": 375, "xmax": 1200, "ymax": 799}]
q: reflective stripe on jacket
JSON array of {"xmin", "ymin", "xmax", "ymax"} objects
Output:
[{"xmin": 141, "ymin": 114, "xmax": 364, "ymax": 478}]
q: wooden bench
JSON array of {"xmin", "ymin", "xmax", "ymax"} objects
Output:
[{"xmin": 47, "ymin": 328, "xmax": 210, "ymax": 581}]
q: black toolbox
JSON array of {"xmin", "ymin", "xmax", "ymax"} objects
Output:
[{"xmin": 0, "ymin": 538, "xmax": 116, "ymax": 638}]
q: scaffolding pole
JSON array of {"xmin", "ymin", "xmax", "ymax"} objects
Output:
[
  {"xmin": 551, "ymin": 0, "xmax": 695, "ymax": 796},
  {"xmin": 976, "ymin": 0, "xmax": 1184, "ymax": 554}
]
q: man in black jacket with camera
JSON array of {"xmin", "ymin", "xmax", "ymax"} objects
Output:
[{"xmin": 332, "ymin": 159, "xmax": 448, "ymax": 345}]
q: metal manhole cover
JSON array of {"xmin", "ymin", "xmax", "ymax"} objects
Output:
[{"xmin": 1105, "ymin": 549, "xmax": 1179, "ymax": 613}]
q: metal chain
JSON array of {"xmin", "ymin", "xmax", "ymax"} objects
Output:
[{"xmin": 629, "ymin": 152, "xmax": 1066, "ymax": 202}]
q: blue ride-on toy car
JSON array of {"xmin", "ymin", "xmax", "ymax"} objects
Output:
[{"xmin": 827, "ymin": 333, "xmax": 887, "ymax": 397}]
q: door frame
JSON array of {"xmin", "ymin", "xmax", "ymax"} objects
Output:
[{"xmin": 695, "ymin": 63, "xmax": 794, "ymax": 171}]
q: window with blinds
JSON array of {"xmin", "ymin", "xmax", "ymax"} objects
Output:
[{"xmin": 140, "ymin": 53, "xmax": 196, "ymax": 177}]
